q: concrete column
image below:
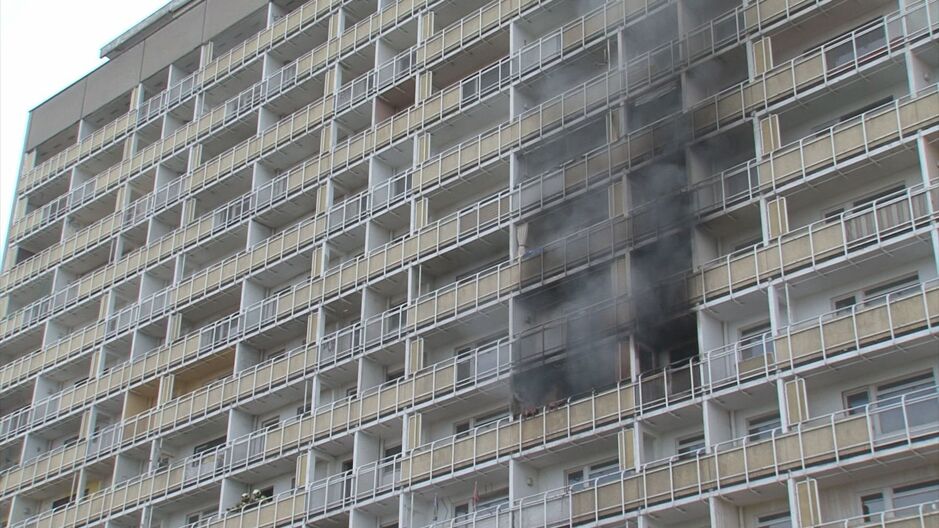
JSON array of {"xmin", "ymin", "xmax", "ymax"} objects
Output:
[
  {"xmin": 509, "ymin": 459, "xmax": 539, "ymax": 503},
  {"xmin": 914, "ymin": 135, "xmax": 939, "ymax": 276},
  {"xmin": 220, "ymin": 477, "xmax": 246, "ymax": 515},
  {"xmin": 709, "ymin": 497, "xmax": 742, "ymax": 528},
  {"xmin": 703, "ymin": 399, "xmax": 734, "ymax": 446},
  {"xmin": 358, "ymin": 355, "xmax": 385, "ymax": 393}
]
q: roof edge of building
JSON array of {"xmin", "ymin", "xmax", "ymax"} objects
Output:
[{"xmin": 99, "ymin": 0, "xmax": 199, "ymax": 59}]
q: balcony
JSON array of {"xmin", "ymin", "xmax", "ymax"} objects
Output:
[{"xmin": 691, "ymin": 184, "xmax": 938, "ymax": 304}]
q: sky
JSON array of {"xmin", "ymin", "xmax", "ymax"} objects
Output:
[{"xmin": 0, "ymin": 0, "xmax": 169, "ymax": 266}]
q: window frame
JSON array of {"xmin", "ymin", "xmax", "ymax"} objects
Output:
[
  {"xmin": 843, "ymin": 371, "xmax": 936, "ymax": 414},
  {"xmin": 193, "ymin": 436, "xmax": 227, "ymax": 455},
  {"xmin": 756, "ymin": 511, "xmax": 791, "ymax": 528},
  {"xmin": 565, "ymin": 458, "xmax": 619, "ymax": 490},
  {"xmin": 454, "ymin": 408, "xmax": 510, "ymax": 437},
  {"xmin": 860, "ymin": 492, "xmax": 885, "ymax": 522},
  {"xmin": 676, "ymin": 433, "xmax": 706, "ymax": 458},
  {"xmin": 831, "ymin": 273, "xmax": 919, "ymax": 314},
  {"xmin": 746, "ymin": 413, "xmax": 782, "ymax": 441}
]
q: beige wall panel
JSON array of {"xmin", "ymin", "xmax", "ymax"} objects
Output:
[
  {"xmin": 141, "ymin": 3, "xmax": 207, "ymax": 80},
  {"xmin": 26, "ymin": 81, "xmax": 86, "ymax": 151},
  {"xmin": 82, "ymin": 44, "xmax": 143, "ymax": 115},
  {"xmin": 204, "ymin": 0, "xmax": 267, "ymax": 41}
]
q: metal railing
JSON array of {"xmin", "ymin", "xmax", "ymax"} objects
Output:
[
  {"xmin": 692, "ymin": 182, "xmax": 938, "ymax": 303},
  {"xmin": 2, "ymin": 0, "xmax": 667, "ymax": 296},
  {"xmin": 10, "ymin": 0, "xmax": 568, "ymax": 244},
  {"xmin": 0, "ymin": 336, "xmax": 512, "ymax": 499},
  {"xmin": 16, "ymin": 0, "xmax": 346, "ymax": 195},
  {"xmin": 0, "ymin": 6, "xmax": 647, "ymax": 391},
  {"xmin": 814, "ymin": 502, "xmax": 939, "ymax": 527},
  {"xmin": 411, "ymin": 390, "xmax": 939, "ymax": 528},
  {"xmin": 691, "ymin": 0, "xmax": 937, "ymax": 138},
  {"xmin": 6, "ymin": 275, "xmax": 937, "ymax": 521},
  {"xmin": 7, "ymin": 0, "xmax": 939, "ymax": 460},
  {"xmin": 1, "ymin": 0, "xmax": 620, "ymax": 316}
]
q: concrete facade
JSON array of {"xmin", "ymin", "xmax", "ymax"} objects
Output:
[{"xmin": 1, "ymin": 0, "xmax": 938, "ymax": 526}]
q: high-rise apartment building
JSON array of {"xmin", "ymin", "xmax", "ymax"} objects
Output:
[{"xmin": 1, "ymin": 0, "xmax": 937, "ymax": 526}]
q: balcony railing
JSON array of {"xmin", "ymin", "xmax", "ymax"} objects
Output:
[
  {"xmin": 205, "ymin": 376, "xmax": 939, "ymax": 528},
  {"xmin": 0, "ymin": 0, "xmax": 627, "ymax": 321},
  {"xmin": 3, "ymin": 0, "xmax": 936, "ymax": 450},
  {"xmin": 814, "ymin": 502, "xmax": 939, "ymax": 527},
  {"xmin": 0, "ymin": 26, "xmax": 647, "ymax": 391},
  {"xmin": 2, "ymin": 0, "xmax": 674, "ymax": 297},
  {"xmin": 6, "ymin": 275, "xmax": 937, "ymax": 520},
  {"xmin": 692, "ymin": 0, "xmax": 937, "ymax": 138},
  {"xmin": 10, "ymin": 0, "xmax": 580, "ymax": 245},
  {"xmin": 412, "ymin": 391, "xmax": 939, "ymax": 528},
  {"xmin": 16, "ymin": 0, "xmax": 346, "ymax": 195},
  {"xmin": 1, "ymin": 0, "xmax": 863, "ymax": 292},
  {"xmin": 4, "ymin": 338, "xmax": 513, "ymax": 520},
  {"xmin": 691, "ymin": 183, "xmax": 938, "ymax": 303}
]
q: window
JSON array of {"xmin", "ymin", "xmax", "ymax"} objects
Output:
[
  {"xmin": 193, "ymin": 436, "xmax": 226, "ymax": 455},
  {"xmin": 756, "ymin": 512, "xmax": 790, "ymax": 528},
  {"xmin": 383, "ymin": 444, "xmax": 402, "ymax": 460},
  {"xmin": 341, "ymin": 459, "xmax": 354, "ymax": 498},
  {"xmin": 475, "ymin": 409, "xmax": 508, "ymax": 428},
  {"xmin": 831, "ymin": 274, "xmax": 919, "ymax": 315},
  {"xmin": 455, "ymin": 256, "xmax": 508, "ymax": 283},
  {"xmin": 810, "ymin": 96, "xmax": 894, "ymax": 138},
  {"xmin": 863, "ymin": 275, "xmax": 919, "ymax": 305},
  {"xmin": 297, "ymin": 403, "xmax": 311, "ymax": 416},
  {"xmin": 739, "ymin": 322, "xmax": 771, "ymax": 360},
  {"xmin": 860, "ymin": 493, "xmax": 885, "ymax": 522},
  {"xmin": 454, "ymin": 421, "xmax": 471, "ymax": 435},
  {"xmin": 260, "ymin": 416, "xmax": 280, "ymax": 430},
  {"xmin": 824, "ymin": 207, "xmax": 845, "ymax": 222},
  {"xmin": 747, "ymin": 413, "xmax": 781, "ymax": 441},
  {"xmin": 566, "ymin": 459, "xmax": 619, "ymax": 490},
  {"xmin": 833, "ymin": 294, "xmax": 857, "ymax": 315},
  {"xmin": 454, "ymin": 408, "xmax": 509, "ymax": 436},
  {"xmin": 256, "ymin": 486, "xmax": 274, "ymax": 500},
  {"xmin": 731, "ymin": 237, "xmax": 762, "ymax": 255},
  {"xmin": 852, "ymin": 185, "xmax": 905, "ymax": 210},
  {"xmin": 455, "ymin": 332, "xmax": 508, "ymax": 382},
  {"xmin": 844, "ymin": 389, "xmax": 871, "ymax": 415},
  {"xmin": 893, "ymin": 480, "xmax": 939, "ymax": 514},
  {"xmin": 386, "ymin": 368, "xmax": 405, "ymax": 383},
  {"xmin": 844, "ymin": 186, "xmax": 908, "ymax": 242},
  {"xmin": 839, "ymin": 97, "xmax": 894, "ymax": 124},
  {"xmin": 452, "ymin": 490, "xmax": 510, "ymax": 519},
  {"xmin": 876, "ymin": 373, "xmax": 936, "ymax": 433},
  {"xmin": 476, "ymin": 490, "xmax": 510, "ymax": 513},
  {"xmin": 264, "ymin": 347, "xmax": 287, "ymax": 362},
  {"xmin": 51, "ymin": 495, "xmax": 74, "ymax": 510},
  {"xmin": 843, "ymin": 372, "xmax": 936, "ymax": 433},
  {"xmin": 185, "ymin": 508, "xmax": 216, "ymax": 526},
  {"xmin": 676, "ymin": 433, "xmax": 706, "ymax": 458}
]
